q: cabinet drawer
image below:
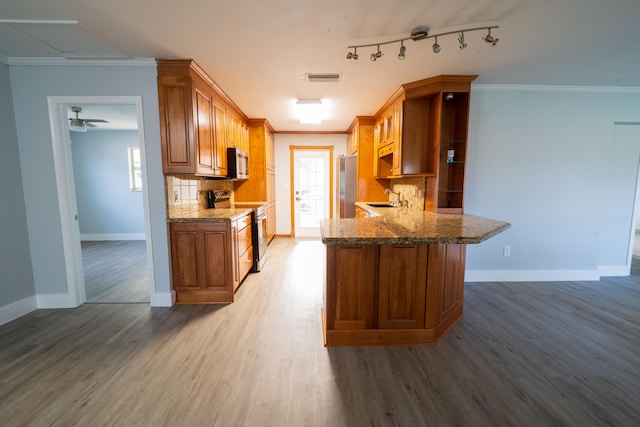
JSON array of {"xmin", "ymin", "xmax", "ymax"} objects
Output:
[
  {"xmin": 237, "ymin": 222, "xmax": 253, "ymax": 255},
  {"xmin": 239, "ymin": 246, "xmax": 254, "ymax": 283},
  {"xmin": 379, "ymin": 144, "xmax": 394, "ymax": 158},
  {"xmin": 235, "ymin": 214, "xmax": 252, "ymax": 231}
]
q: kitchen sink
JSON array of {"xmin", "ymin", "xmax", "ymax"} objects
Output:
[{"xmin": 367, "ymin": 203, "xmax": 396, "ymax": 208}]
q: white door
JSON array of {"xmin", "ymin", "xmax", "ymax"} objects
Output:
[{"xmin": 292, "ymin": 148, "xmax": 332, "ymax": 237}]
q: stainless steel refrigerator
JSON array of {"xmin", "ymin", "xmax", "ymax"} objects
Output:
[{"xmin": 336, "ymin": 155, "xmax": 357, "ymax": 218}]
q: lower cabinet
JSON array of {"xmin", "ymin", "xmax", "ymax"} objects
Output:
[
  {"xmin": 323, "ymin": 242, "xmax": 465, "ymax": 345},
  {"xmin": 170, "ymin": 213, "xmax": 253, "ymax": 304}
]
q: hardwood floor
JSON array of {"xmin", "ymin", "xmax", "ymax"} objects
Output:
[
  {"xmin": 1, "ymin": 238, "xmax": 639, "ymax": 426},
  {"xmin": 81, "ymin": 240, "xmax": 149, "ymax": 303}
]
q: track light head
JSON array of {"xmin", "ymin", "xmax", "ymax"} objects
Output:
[
  {"xmin": 458, "ymin": 32, "xmax": 467, "ymax": 50},
  {"xmin": 432, "ymin": 37, "xmax": 441, "ymax": 53},
  {"xmin": 398, "ymin": 42, "xmax": 406, "ymax": 60},
  {"xmin": 346, "ymin": 47, "xmax": 358, "ymax": 60},
  {"xmin": 370, "ymin": 46, "xmax": 382, "ymax": 62},
  {"xmin": 484, "ymin": 29, "xmax": 499, "ymax": 46}
]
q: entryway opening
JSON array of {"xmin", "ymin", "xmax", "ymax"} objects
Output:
[
  {"xmin": 289, "ymin": 146, "xmax": 333, "ymax": 238},
  {"xmin": 48, "ymin": 96, "xmax": 154, "ymax": 306}
]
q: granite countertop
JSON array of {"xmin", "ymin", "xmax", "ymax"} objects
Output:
[
  {"xmin": 168, "ymin": 205, "xmax": 253, "ymax": 223},
  {"xmin": 320, "ymin": 202, "xmax": 510, "ymax": 245}
]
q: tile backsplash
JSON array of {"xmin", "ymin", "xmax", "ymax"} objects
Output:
[
  {"xmin": 166, "ymin": 176, "xmax": 235, "ymax": 209},
  {"xmin": 387, "ymin": 176, "xmax": 427, "ymax": 211}
]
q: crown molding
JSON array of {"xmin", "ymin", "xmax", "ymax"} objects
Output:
[
  {"xmin": 473, "ymin": 83, "xmax": 640, "ymax": 94},
  {"xmin": 5, "ymin": 57, "xmax": 156, "ymax": 67}
]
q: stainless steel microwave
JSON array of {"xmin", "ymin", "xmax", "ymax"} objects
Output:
[{"xmin": 227, "ymin": 147, "xmax": 249, "ymax": 180}]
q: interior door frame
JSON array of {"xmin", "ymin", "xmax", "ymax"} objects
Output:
[
  {"xmin": 47, "ymin": 96, "xmax": 155, "ymax": 306},
  {"xmin": 289, "ymin": 145, "xmax": 334, "ymax": 237}
]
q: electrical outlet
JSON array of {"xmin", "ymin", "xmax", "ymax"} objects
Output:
[{"xmin": 503, "ymin": 245, "xmax": 511, "ymax": 257}]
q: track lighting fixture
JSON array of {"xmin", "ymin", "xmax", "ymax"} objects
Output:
[
  {"xmin": 432, "ymin": 36, "xmax": 441, "ymax": 54},
  {"xmin": 370, "ymin": 45, "xmax": 382, "ymax": 62},
  {"xmin": 457, "ymin": 32, "xmax": 467, "ymax": 50},
  {"xmin": 398, "ymin": 41, "xmax": 406, "ymax": 60},
  {"xmin": 483, "ymin": 28, "xmax": 499, "ymax": 46},
  {"xmin": 345, "ymin": 24, "xmax": 499, "ymax": 61}
]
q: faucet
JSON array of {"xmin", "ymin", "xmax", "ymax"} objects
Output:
[{"xmin": 385, "ymin": 188, "xmax": 404, "ymax": 207}]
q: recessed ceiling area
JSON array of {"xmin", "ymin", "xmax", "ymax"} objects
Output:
[
  {"xmin": 1, "ymin": 0, "xmax": 639, "ymax": 131},
  {"xmin": 0, "ymin": 19, "xmax": 126, "ymax": 58}
]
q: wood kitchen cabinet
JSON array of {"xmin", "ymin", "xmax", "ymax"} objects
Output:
[
  {"xmin": 234, "ymin": 213, "xmax": 254, "ymax": 289},
  {"xmin": 372, "ymin": 75, "xmax": 476, "ymax": 213},
  {"xmin": 346, "ymin": 116, "xmax": 389, "ymax": 205},
  {"xmin": 170, "ymin": 212, "xmax": 253, "ymax": 304},
  {"xmin": 157, "ymin": 59, "xmax": 248, "ymax": 177},
  {"xmin": 323, "ymin": 241, "xmax": 465, "ymax": 345},
  {"xmin": 235, "ymin": 118, "xmax": 276, "ymax": 243}
]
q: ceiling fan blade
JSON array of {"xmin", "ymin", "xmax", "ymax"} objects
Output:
[
  {"xmin": 84, "ymin": 119, "xmax": 108, "ymax": 123},
  {"xmin": 85, "ymin": 122, "xmax": 97, "ymax": 128}
]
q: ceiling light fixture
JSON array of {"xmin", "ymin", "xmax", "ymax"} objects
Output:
[
  {"xmin": 432, "ymin": 36, "xmax": 441, "ymax": 54},
  {"xmin": 370, "ymin": 45, "xmax": 382, "ymax": 62},
  {"xmin": 457, "ymin": 32, "xmax": 467, "ymax": 50},
  {"xmin": 483, "ymin": 28, "xmax": 499, "ymax": 46},
  {"xmin": 295, "ymin": 99, "xmax": 328, "ymax": 124},
  {"xmin": 398, "ymin": 41, "xmax": 406, "ymax": 60},
  {"xmin": 346, "ymin": 24, "xmax": 499, "ymax": 61}
]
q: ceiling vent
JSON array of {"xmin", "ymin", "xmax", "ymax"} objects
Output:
[{"xmin": 306, "ymin": 73, "xmax": 342, "ymax": 83}]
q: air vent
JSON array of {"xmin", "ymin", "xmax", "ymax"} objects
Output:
[{"xmin": 306, "ymin": 73, "xmax": 342, "ymax": 83}]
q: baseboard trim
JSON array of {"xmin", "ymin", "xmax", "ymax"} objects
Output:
[
  {"xmin": 465, "ymin": 269, "xmax": 601, "ymax": 282},
  {"xmin": 81, "ymin": 233, "xmax": 146, "ymax": 241},
  {"xmin": 36, "ymin": 293, "xmax": 80, "ymax": 308},
  {"xmin": 0, "ymin": 296, "xmax": 38, "ymax": 326},
  {"xmin": 150, "ymin": 291, "xmax": 175, "ymax": 307},
  {"xmin": 598, "ymin": 265, "xmax": 630, "ymax": 277}
]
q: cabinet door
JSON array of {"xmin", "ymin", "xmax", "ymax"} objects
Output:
[
  {"xmin": 425, "ymin": 244, "xmax": 465, "ymax": 331},
  {"xmin": 265, "ymin": 128, "xmax": 275, "ymax": 170},
  {"xmin": 194, "ymin": 85, "xmax": 214, "ymax": 175},
  {"xmin": 170, "ymin": 222, "xmax": 234, "ymax": 303},
  {"xmin": 158, "ymin": 77, "xmax": 193, "ymax": 173},
  {"xmin": 392, "ymin": 103, "xmax": 403, "ymax": 176},
  {"xmin": 378, "ymin": 244, "xmax": 427, "ymax": 329},
  {"xmin": 325, "ymin": 244, "xmax": 376, "ymax": 330},
  {"xmin": 372, "ymin": 123, "xmax": 380, "ymax": 178},
  {"xmin": 213, "ymin": 102, "xmax": 228, "ymax": 176},
  {"xmin": 347, "ymin": 125, "xmax": 359, "ymax": 154},
  {"xmin": 266, "ymin": 170, "xmax": 276, "ymax": 242}
]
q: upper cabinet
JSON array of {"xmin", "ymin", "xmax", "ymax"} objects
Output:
[
  {"xmin": 235, "ymin": 119, "xmax": 277, "ymax": 243},
  {"xmin": 373, "ymin": 75, "xmax": 477, "ymax": 213},
  {"xmin": 157, "ymin": 59, "xmax": 248, "ymax": 177},
  {"xmin": 347, "ymin": 116, "xmax": 389, "ymax": 203}
]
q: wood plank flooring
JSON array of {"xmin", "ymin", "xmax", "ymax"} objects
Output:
[
  {"xmin": 1, "ymin": 237, "xmax": 640, "ymax": 426},
  {"xmin": 81, "ymin": 240, "xmax": 149, "ymax": 303}
]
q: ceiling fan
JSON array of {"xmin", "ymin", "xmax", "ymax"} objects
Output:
[{"xmin": 69, "ymin": 106, "xmax": 108, "ymax": 132}]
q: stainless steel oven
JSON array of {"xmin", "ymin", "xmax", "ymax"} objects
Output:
[{"xmin": 252, "ymin": 204, "xmax": 268, "ymax": 272}]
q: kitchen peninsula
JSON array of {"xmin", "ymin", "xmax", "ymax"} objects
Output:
[{"xmin": 320, "ymin": 203, "xmax": 510, "ymax": 346}]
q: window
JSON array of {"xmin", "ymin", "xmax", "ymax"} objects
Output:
[{"xmin": 128, "ymin": 147, "xmax": 142, "ymax": 191}]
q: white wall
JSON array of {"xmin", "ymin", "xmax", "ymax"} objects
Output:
[
  {"xmin": 9, "ymin": 63, "xmax": 171, "ymax": 307},
  {"xmin": 465, "ymin": 86, "xmax": 640, "ymax": 281},
  {"xmin": 273, "ymin": 134, "xmax": 347, "ymax": 235},
  {"xmin": 0, "ymin": 62, "xmax": 37, "ymax": 324},
  {"xmin": 71, "ymin": 130, "xmax": 145, "ymax": 239}
]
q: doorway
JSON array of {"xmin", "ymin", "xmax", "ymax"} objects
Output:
[
  {"xmin": 290, "ymin": 146, "xmax": 333, "ymax": 237},
  {"xmin": 47, "ymin": 96, "xmax": 154, "ymax": 306},
  {"xmin": 599, "ymin": 122, "xmax": 640, "ymax": 276}
]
